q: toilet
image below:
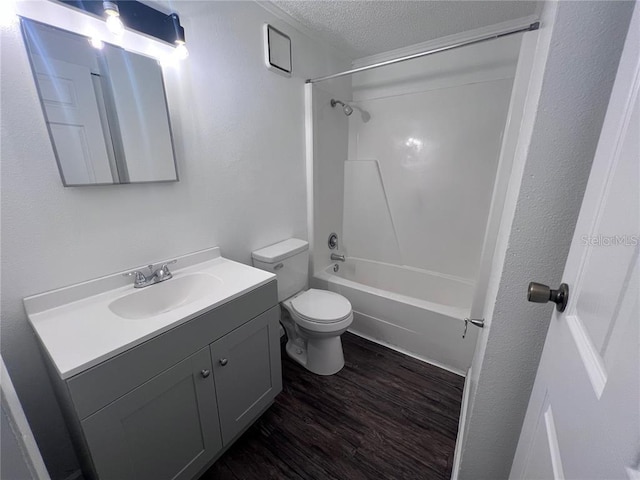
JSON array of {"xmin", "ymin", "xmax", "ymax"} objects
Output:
[{"xmin": 252, "ymin": 238, "xmax": 353, "ymax": 375}]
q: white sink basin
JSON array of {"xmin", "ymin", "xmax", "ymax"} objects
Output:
[
  {"xmin": 24, "ymin": 247, "xmax": 277, "ymax": 379},
  {"xmin": 109, "ymin": 273, "xmax": 223, "ymax": 320}
]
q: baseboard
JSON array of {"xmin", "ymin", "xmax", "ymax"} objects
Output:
[
  {"xmin": 451, "ymin": 367, "xmax": 472, "ymax": 480},
  {"xmin": 61, "ymin": 470, "xmax": 83, "ymax": 480},
  {"xmin": 347, "ymin": 328, "xmax": 465, "ymax": 377}
]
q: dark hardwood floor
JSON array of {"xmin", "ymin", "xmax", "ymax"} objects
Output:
[{"xmin": 200, "ymin": 332, "xmax": 464, "ymax": 480}]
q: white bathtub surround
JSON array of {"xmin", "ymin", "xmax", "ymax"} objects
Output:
[
  {"xmin": 24, "ymin": 247, "xmax": 274, "ymax": 379},
  {"xmin": 342, "ymin": 161, "xmax": 401, "ymax": 265},
  {"xmin": 344, "ymin": 77, "xmax": 513, "ymax": 278},
  {"xmin": 309, "ymin": 34, "xmax": 522, "ymax": 373},
  {"xmin": 306, "ymin": 84, "xmax": 351, "ymax": 275},
  {"xmin": 345, "ymin": 34, "xmax": 521, "ymax": 281},
  {"xmin": 313, "ymin": 259, "xmax": 476, "ymax": 375},
  {"xmin": 327, "ymin": 257, "xmax": 473, "ymax": 311}
]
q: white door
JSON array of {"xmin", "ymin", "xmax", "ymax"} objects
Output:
[
  {"xmin": 32, "ymin": 55, "xmax": 115, "ymax": 185},
  {"xmin": 510, "ymin": 4, "xmax": 639, "ymax": 479}
]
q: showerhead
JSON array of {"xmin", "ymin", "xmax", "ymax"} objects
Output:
[{"xmin": 331, "ymin": 99, "xmax": 353, "ymax": 116}]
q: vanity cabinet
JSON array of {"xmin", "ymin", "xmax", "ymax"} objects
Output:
[
  {"xmin": 44, "ymin": 281, "xmax": 281, "ymax": 480},
  {"xmin": 210, "ymin": 311, "xmax": 279, "ymax": 444},
  {"xmin": 81, "ymin": 347, "xmax": 222, "ymax": 480}
]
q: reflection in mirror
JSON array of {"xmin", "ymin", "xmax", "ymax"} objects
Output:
[{"xmin": 20, "ymin": 18, "xmax": 179, "ymax": 186}]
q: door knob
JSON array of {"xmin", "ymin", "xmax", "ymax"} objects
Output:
[
  {"xmin": 200, "ymin": 369, "xmax": 210, "ymax": 378},
  {"xmin": 219, "ymin": 358, "xmax": 228, "ymax": 366},
  {"xmin": 527, "ymin": 282, "xmax": 569, "ymax": 312}
]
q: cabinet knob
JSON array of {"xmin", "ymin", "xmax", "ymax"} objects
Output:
[
  {"xmin": 219, "ymin": 358, "xmax": 228, "ymax": 366},
  {"xmin": 200, "ymin": 369, "xmax": 210, "ymax": 378}
]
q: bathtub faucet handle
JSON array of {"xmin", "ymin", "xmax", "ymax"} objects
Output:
[{"xmin": 328, "ymin": 233, "xmax": 339, "ymax": 250}]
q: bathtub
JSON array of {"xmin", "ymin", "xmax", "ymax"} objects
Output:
[{"xmin": 312, "ymin": 258, "xmax": 478, "ymax": 375}]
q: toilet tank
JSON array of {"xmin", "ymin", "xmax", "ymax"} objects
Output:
[{"xmin": 252, "ymin": 238, "xmax": 309, "ymax": 301}]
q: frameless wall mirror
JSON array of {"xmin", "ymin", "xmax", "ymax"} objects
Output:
[{"xmin": 20, "ymin": 18, "xmax": 179, "ymax": 186}]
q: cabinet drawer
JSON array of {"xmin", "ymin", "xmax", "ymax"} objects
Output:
[{"xmin": 68, "ymin": 281, "xmax": 277, "ymax": 419}]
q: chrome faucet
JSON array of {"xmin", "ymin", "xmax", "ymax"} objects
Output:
[
  {"xmin": 124, "ymin": 260, "xmax": 177, "ymax": 288},
  {"xmin": 330, "ymin": 253, "xmax": 345, "ymax": 262}
]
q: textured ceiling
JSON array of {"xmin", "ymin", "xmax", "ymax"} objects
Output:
[{"xmin": 270, "ymin": 1, "xmax": 540, "ymax": 59}]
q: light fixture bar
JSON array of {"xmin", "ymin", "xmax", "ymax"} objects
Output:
[{"xmin": 59, "ymin": 0, "xmax": 186, "ymax": 46}]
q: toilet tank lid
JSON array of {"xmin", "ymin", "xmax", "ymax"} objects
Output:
[{"xmin": 252, "ymin": 238, "xmax": 309, "ymax": 263}]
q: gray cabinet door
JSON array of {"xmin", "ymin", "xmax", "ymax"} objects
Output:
[
  {"xmin": 81, "ymin": 347, "xmax": 222, "ymax": 480},
  {"xmin": 210, "ymin": 306, "xmax": 282, "ymax": 445}
]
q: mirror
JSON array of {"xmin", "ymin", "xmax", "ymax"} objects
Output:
[{"xmin": 20, "ymin": 18, "xmax": 179, "ymax": 186}]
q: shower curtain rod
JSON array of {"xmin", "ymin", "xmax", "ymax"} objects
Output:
[{"xmin": 306, "ymin": 21, "xmax": 540, "ymax": 84}]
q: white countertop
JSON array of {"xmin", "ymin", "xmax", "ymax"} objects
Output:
[{"xmin": 24, "ymin": 248, "xmax": 275, "ymax": 380}]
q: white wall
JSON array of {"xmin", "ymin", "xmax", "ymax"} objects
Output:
[
  {"xmin": 0, "ymin": 2, "xmax": 350, "ymax": 478},
  {"xmin": 1, "ymin": 407, "xmax": 35, "ymax": 480},
  {"xmin": 344, "ymin": 35, "xmax": 521, "ymax": 282},
  {"xmin": 458, "ymin": 1, "xmax": 634, "ymax": 478},
  {"xmin": 1, "ymin": 357, "xmax": 50, "ymax": 480}
]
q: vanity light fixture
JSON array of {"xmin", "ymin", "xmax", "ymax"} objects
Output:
[
  {"xmin": 60, "ymin": 0, "xmax": 188, "ymax": 57},
  {"xmin": 103, "ymin": 1, "xmax": 124, "ymax": 37},
  {"xmin": 89, "ymin": 37, "xmax": 104, "ymax": 49},
  {"xmin": 173, "ymin": 24, "xmax": 189, "ymax": 60},
  {"xmin": 174, "ymin": 41, "xmax": 189, "ymax": 60}
]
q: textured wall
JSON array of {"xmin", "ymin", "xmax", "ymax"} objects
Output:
[
  {"xmin": 458, "ymin": 1, "xmax": 635, "ymax": 478},
  {"xmin": 1, "ymin": 407, "xmax": 36, "ymax": 480},
  {"xmin": 0, "ymin": 2, "xmax": 349, "ymax": 478}
]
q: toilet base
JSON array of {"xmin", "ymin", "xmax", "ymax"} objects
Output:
[
  {"xmin": 304, "ymin": 335, "xmax": 345, "ymax": 375},
  {"xmin": 280, "ymin": 306, "xmax": 349, "ymax": 376},
  {"xmin": 285, "ymin": 336, "xmax": 345, "ymax": 375}
]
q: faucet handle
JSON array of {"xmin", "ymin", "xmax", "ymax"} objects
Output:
[
  {"xmin": 124, "ymin": 270, "xmax": 148, "ymax": 287},
  {"xmin": 158, "ymin": 259, "xmax": 177, "ymax": 280},
  {"xmin": 162, "ymin": 259, "xmax": 177, "ymax": 270}
]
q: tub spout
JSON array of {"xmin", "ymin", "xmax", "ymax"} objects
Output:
[{"xmin": 330, "ymin": 253, "xmax": 345, "ymax": 262}]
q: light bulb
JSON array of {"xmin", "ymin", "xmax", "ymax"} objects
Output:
[
  {"xmin": 89, "ymin": 37, "xmax": 104, "ymax": 50},
  {"xmin": 106, "ymin": 14, "xmax": 124, "ymax": 36},
  {"xmin": 174, "ymin": 42, "xmax": 189, "ymax": 60}
]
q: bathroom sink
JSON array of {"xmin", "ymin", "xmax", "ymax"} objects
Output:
[
  {"xmin": 24, "ymin": 247, "xmax": 276, "ymax": 379},
  {"xmin": 109, "ymin": 273, "xmax": 223, "ymax": 320}
]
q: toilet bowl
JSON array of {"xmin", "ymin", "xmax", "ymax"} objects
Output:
[
  {"xmin": 281, "ymin": 289, "xmax": 353, "ymax": 375},
  {"xmin": 251, "ymin": 238, "xmax": 353, "ymax": 375}
]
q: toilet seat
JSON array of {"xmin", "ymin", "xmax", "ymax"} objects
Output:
[{"xmin": 291, "ymin": 289, "xmax": 352, "ymax": 324}]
